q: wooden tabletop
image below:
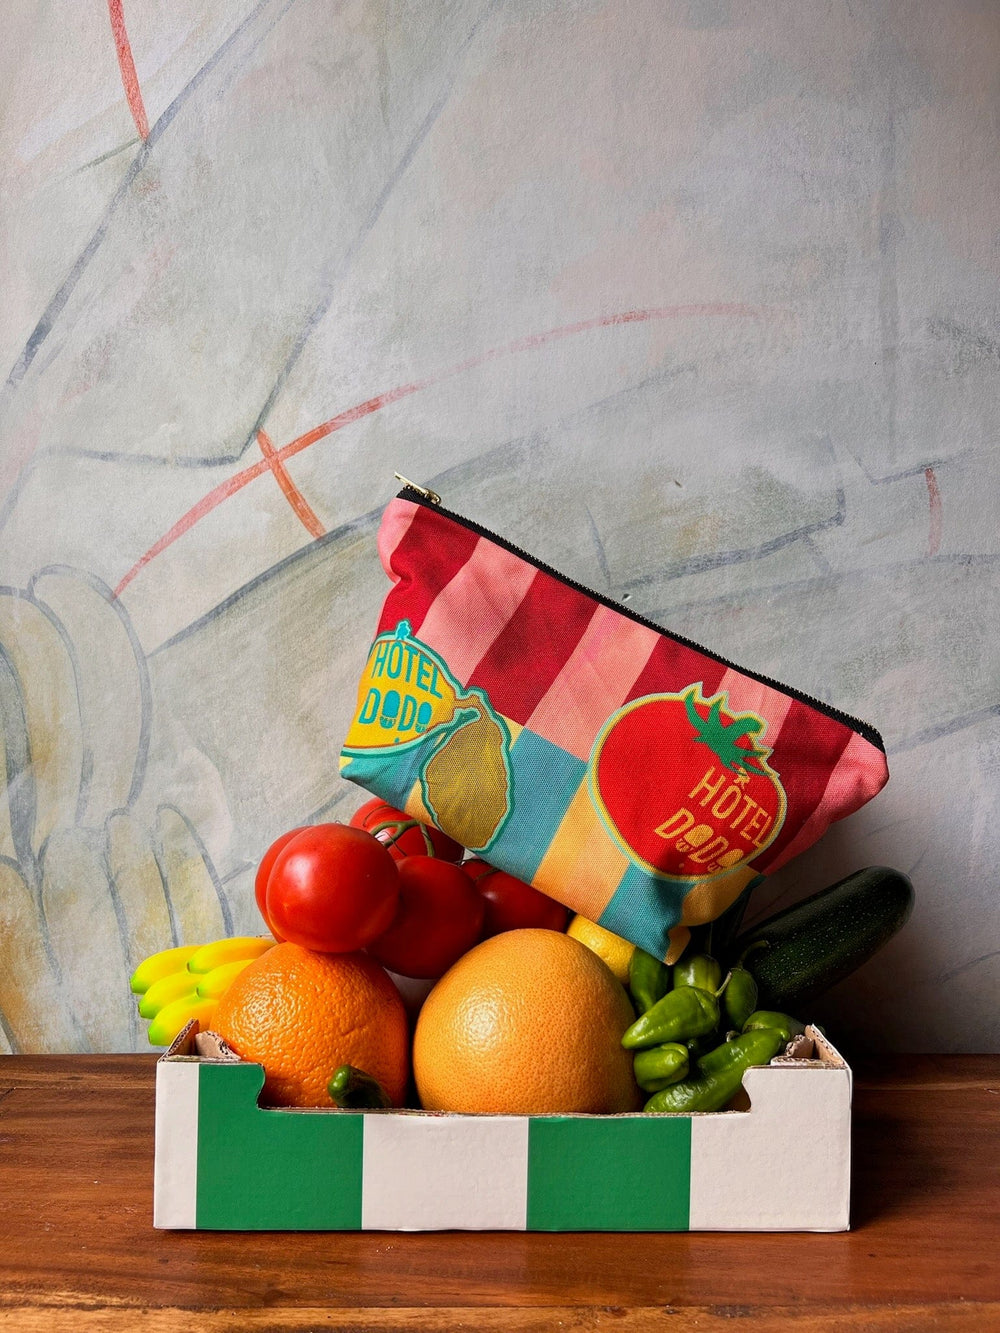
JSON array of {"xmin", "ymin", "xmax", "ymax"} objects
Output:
[{"xmin": 0, "ymin": 1055, "xmax": 997, "ymax": 1331}]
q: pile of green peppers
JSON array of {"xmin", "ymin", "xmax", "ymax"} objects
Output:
[{"xmin": 624, "ymin": 946, "xmax": 809, "ymax": 1114}]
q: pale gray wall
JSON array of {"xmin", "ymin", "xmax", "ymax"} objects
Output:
[{"xmin": 1, "ymin": 0, "xmax": 997, "ymax": 1052}]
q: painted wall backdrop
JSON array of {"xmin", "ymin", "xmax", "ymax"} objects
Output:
[{"xmin": 1, "ymin": 0, "xmax": 997, "ymax": 1054}]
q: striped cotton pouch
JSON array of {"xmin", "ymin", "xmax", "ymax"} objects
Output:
[{"xmin": 340, "ymin": 483, "xmax": 889, "ymax": 964}]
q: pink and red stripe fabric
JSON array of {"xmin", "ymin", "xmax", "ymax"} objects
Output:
[{"xmin": 353, "ymin": 496, "xmax": 889, "ymax": 960}]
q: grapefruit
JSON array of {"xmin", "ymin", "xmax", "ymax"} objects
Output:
[{"xmin": 412, "ymin": 928, "xmax": 641, "ymax": 1115}]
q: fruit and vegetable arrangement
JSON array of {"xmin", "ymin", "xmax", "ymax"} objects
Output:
[{"xmin": 130, "ymin": 800, "xmax": 913, "ymax": 1117}]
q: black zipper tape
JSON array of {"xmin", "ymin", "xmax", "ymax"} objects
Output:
[{"xmin": 396, "ymin": 485, "xmax": 885, "ymax": 753}]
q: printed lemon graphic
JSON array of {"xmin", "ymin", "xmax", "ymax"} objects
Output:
[
  {"xmin": 566, "ymin": 915, "xmax": 635, "ymax": 985},
  {"xmin": 422, "ymin": 707, "xmax": 510, "ymax": 851},
  {"xmin": 342, "ymin": 620, "xmax": 513, "ymax": 853}
]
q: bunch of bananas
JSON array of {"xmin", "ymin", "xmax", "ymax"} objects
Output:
[{"xmin": 130, "ymin": 936, "xmax": 275, "ymax": 1047}]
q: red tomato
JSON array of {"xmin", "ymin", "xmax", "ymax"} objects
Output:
[
  {"xmin": 254, "ymin": 827, "xmax": 308, "ymax": 939},
  {"xmin": 366, "ymin": 857, "xmax": 484, "ymax": 979},
  {"xmin": 265, "ymin": 824, "xmax": 400, "ymax": 953},
  {"xmin": 349, "ymin": 797, "xmax": 465, "ymax": 863},
  {"xmin": 464, "ymin": 859, "xmax": 569, "ymax": 936}
]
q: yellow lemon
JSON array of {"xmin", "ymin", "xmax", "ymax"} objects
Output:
[{"xmin": 566, "ymin": 915, "xmax": 635, "ymax": 985}]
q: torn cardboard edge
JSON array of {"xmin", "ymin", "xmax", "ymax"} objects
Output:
[{"xmin": 162, "ymin": 1020, "xmax": 848, "ymax": 1115}]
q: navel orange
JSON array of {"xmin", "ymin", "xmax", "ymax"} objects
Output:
[
  {"xmin": 213, "ymin": 942, "xmax": 409, "ymax": 1107},
  {"xmin": 412, "ymin": 928, "xmax": 642, "ymax": 1115}
]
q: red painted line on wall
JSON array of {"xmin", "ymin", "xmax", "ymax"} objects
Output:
[
  {"xmin": 925, "ymin": 466, "xmax": 942, "ymax": 556},
  {"xmin": 113, "ymin": 304, "xmax": 770, "ymax": 598},
  {"xmin": 108, "ymin": 0, "xmax": 150, "ymax": 141},
  {"xmin": 279, "ymin": 305, "xmax": 764, "ymax": 460},
  {"xmin": 257, "ymin": 430, "xmax": 325, "ymax": 539},
  {"xmin": 113, "ymin": 458, "xmax": 272, "ymax": 597}
]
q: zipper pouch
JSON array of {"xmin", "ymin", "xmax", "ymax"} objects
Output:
[{"xmin": 340, "ymin": 484, "xmax": 889, "ymax": 964}]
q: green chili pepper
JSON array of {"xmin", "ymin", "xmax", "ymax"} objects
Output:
[
  {"xmin": 628, "ymin": 948, "xmax": 671, "ymax": 1014},
  {"xmin": 644, "ymin": 1028, "xmax": 785, "ymax": 1114},
  {"xmin": 695, "ymin": 1027, "xmax": 788, "ymax": 1078},
  {"xmin": 672, "ymin": 952, "xmax": 722, "ymax": 994},
  {"xmin": 722, "ymin": 965, "xmax": 758, "ymax": 1030},
  {"xmin": 695, "ymin": 1028, "xmax": 766, "ymax": 1076},
  {"xmin": 742, "ymin": 1011, "xmax": 806, "ymax": 1044},
  {"xmin": 327, "ymin": 1065, "xmax": 391, "ymax": 1109},
  {"xmin": 632, "ymin": 1042, "xmax": 689, "ymax": 1093},
  {"xmin": 621, "ymin": 985, "xmax": 719, "ymax": 1050}
]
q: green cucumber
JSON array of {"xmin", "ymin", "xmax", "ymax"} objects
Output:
[
  {"xmin": 731, "ymin": 866, "xmax": 914, "ymax": 1012},
  {"xmin": 707, "ymin": 882, "xmax": 756, "ymax": 962}
]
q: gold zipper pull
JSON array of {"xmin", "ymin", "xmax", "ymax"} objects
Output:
[{"xmin": 394, "ymin": 472, "xmax": 441, "ymax": 505}]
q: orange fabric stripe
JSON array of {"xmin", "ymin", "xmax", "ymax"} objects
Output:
[{"xmin": 533, "ymin": 782, "xmax": 628, "ymax": 922}]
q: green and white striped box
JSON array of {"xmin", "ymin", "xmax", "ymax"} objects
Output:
[{"xmin": 154, "ymin": 1026, "xmax": 851, "ymax": 1232}]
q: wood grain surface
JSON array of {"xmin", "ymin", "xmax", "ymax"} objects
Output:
[{"xmin": 1, "ymin": 1055, "xmax": 998, "ymax": 1330}]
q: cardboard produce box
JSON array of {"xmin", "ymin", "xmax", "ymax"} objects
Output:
[{"xmin": 153, "ymin": 1023, "xmax": 851, "ymax": 1232}]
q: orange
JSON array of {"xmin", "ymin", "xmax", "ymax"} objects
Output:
[
  {"xmin": 412, "ymin": 928, "xmax": 642, "ymax": 1115},
  {"xmin": 213, "ymin": 942, "xmax": 409, "ymax": 1108}
]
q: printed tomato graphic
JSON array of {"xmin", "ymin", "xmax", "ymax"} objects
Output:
[{"xmin": 589, "ymin": 684, "xmax": 787, "ymax": 880}]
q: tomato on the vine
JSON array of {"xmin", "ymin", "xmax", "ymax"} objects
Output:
[
  {"xmin": 366, "ymin": 857, "xmax": 484, "ymax": 979},
  {"xmin": 464, "ymin": 859, "xmax": 569, "ymax": 936},
  {"xmin": 349, "ymin": 798, "xmax": 465, "ymax": 863},
  {"xmin": 254, "ymin": 827, "xmax": 308, "ymax": 939},
  {"xmin": 265, "ymin": 824, "xmax": 400, "ymax": 954}
]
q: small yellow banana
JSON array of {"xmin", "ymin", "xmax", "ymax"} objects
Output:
[
  {"xmin": 195, "ymin": 957, "xmax": 254, "ymax": 1000},
  {"xmin": 147, "ymin": 995, "xmax": 218, "ymax": 1048},
  {"xmin": 132, "ymin": 936, "xmax": 274, "ymax": 1044},
  {"xmin": 130, "ymin": 945, "xmax": 201, "ymax": 995},
  {"xmin": 186, "ymin": 936, "xmax": 275, "ymax": 975},
  {"xmin": 138, "ymin": 969, "xmax": 199, "ymax": 1019}
]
